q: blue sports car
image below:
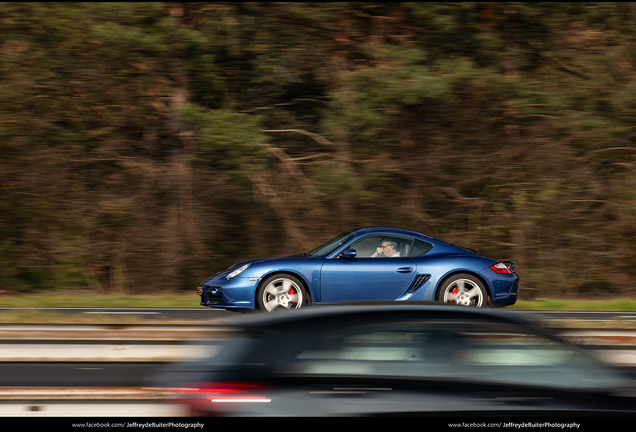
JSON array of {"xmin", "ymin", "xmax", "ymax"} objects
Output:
[{"xmin": 198, "ymin": 226, "xmax": 519, "ymax": 311}]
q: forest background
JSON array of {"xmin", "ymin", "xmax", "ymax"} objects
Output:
[{"xmin": 1, "ymin": 2, "xmax": 636, "ymax": 301}]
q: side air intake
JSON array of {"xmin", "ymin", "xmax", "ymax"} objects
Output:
[{"xmin": 405, "ymin": 274, "xmax": 431, "ymax": 295}]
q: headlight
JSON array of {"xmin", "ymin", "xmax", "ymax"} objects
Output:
[{"xmin": 226, "ymin": 263, "xmax": 250, "ymax": 279}]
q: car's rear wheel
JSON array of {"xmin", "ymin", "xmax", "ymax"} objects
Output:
[
  {"xmin": 438, "ymin": 273, "xmax": 489, "ymax": 307},
  {"xmin": 256, "ymin": 274, "xmax": 310, "ymax": 312}
]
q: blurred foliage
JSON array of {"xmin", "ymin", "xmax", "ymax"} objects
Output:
[{"xmin": 1, "ymin": 2, "xmax": 636, "ymax": 299}]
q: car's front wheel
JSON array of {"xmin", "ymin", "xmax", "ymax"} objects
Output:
[
  {"xmin": 437, "ymin": 273, "xmax": 489, "ymax": 307},
  {"xmin": 256, "ymin": 274, "xmax": 310, "ymax": 312}
]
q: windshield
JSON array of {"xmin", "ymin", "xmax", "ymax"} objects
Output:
[{"xmin": 307, "ymin": 232, "xmax": 355, "ymax": 257}]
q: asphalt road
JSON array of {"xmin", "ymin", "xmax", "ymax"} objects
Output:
[
  {"xmin": 0, "ymin": 306, "xmax": 239, "ymax": 321},
  {"xmin": 3, "ymin": 306, "xmax": 636, "ymax": 322},
  {"xmin": 0, "ymin": 363, "xmax": 167, "ymax": 387}
]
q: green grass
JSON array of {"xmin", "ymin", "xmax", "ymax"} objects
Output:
[
  {"xmin": 510, "ymin": 298, "xmax": 636, "ymax": 311},
  {"xmin": 0, "ymin": 291, "xmax": 201, "ymax": 324},
  {"xmin": 0, "ymin": 291, "xmax": 196, "ymax": 308}
]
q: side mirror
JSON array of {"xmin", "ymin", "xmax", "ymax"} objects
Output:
[{"xmin": 339, "ymin": 249, "xmax": 357, "ymax": 259}]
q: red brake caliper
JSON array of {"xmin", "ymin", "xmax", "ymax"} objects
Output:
[
  {"xmin": 450, "ymin": 287, "xmax": 457, "ymax": 303},
  {"xmin": 289, "ymin": 288, "xmax": 296, "ymax": 305}
]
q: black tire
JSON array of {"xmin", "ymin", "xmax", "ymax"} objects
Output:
[
  {"xmin": 437, "ymin": 273, "xmax": 489, "ymax": 307},
  {"xmin": 256, "ymin": 274, "xmax": 310, "ymax": 312}
]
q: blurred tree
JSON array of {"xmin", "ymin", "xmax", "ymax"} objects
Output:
[{"xmin": 0, "ymin": 2, "xmax": 635, "ymax": 298}]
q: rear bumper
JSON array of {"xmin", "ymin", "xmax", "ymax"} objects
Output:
[{"xmin": 490, "ymin": 274, "xmax": 520, "ymax": 307}]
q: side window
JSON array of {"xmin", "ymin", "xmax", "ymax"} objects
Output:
[
  {"xmin": 349, "ymin": 236, "xmax": 383, "ymax": 258},
  {"xmin": 409, "ymin": 240, "xmax": 433, "ymax": 257},
  {"xmin": 350, "ymin": 236, "xmax": 414, "ymax": 258},
  {"xmin": 455, "ymin": 330, "xmax": 621, "ymax": 389},
  {"xmin": 276, "ymin": 321, "xmax": 623, "ymax": 390},
  {"xmin": 284, "ymin": 324, "xmax": 449, "ymax": 377}
]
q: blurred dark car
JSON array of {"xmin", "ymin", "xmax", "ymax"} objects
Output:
[{"xmin": 154, "ymin": 304, "xmax": 635, "ymax": 417}]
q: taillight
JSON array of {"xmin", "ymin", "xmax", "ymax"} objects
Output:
[
  {"xmin": 168, "ymin": 382, "xmax": 271, "ymax": 416},
  {"xmin": 169, "ymin": 382, "xmax": 271, "ymax": 403},
  {"xmin": 489, "ymin": 262, "xmax": 514, "ymax": 274},
  {"xmin": 170, "ymin": 382, "xmax": 265, "ymax": 394}
]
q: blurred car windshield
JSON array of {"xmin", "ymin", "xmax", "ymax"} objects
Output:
[
  {"xmin": 306, "ymin": 232, "xmax": 355, "ymax": 257},
  {"xmin": 277, "ymin": 320, "xmax": 623, "ymax": 390}
]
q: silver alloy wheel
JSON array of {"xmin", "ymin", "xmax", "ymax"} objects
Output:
[
  {"xmin": 261, "ymin": 277, "xmax": 304, "ymax": 311},
  {"xmin": 442, "ymin": 277, "xmax": 485, "ymax": 307}
]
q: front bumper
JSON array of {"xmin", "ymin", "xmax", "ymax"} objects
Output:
[{"xmin": 199, "ymin": 277, "xmax": 260, "ymax": 309}]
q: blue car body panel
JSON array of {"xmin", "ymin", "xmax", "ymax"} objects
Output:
[{"xmin": 199, "ymin": 226, "xmax": 519, "ymax": 309}]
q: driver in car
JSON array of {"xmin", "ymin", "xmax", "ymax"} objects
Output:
[{"xmin": 371, "ymin": 240, "xmax": 400, "ymax": 258}]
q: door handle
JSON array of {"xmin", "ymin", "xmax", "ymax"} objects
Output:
[{"xmin": 397, "ymin": 267, "xmax": 414, "ymax": 274}]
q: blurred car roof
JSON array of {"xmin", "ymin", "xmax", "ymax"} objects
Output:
[{"xmin": 231, "ymin": 302, "xmax": 534, "ymax": 330}]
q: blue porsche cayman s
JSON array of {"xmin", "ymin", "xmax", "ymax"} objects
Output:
[{"xmin": 198, "ymin": 226, "xmax": 519, "ymax": 312}]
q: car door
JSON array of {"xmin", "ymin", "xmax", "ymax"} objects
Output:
[{"xmin": 319, "ymin": 235, "xmax": 417, "ymax": 302}]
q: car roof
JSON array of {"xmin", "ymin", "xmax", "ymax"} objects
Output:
[
  {"xmin": 349, "ymin": 226, "xmax": 430, "ymax": 238},
  {"xmin": 232, "ymin": 303, "xmax": 534, "ymax": 332}
]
